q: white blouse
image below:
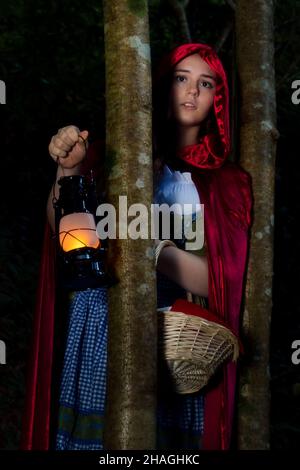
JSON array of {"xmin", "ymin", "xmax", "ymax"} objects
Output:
[{"xmin": 154, "ymin": 164, "xmax": 201, "ymax": 214}]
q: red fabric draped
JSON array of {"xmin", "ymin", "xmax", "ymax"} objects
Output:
[
  {"xmin": 193, "ymin": 163, "xmax": 252, "ymax": 449},
  {"xmin": 20, "ymin": 222, "xmax": 56, "ymax": 449}
]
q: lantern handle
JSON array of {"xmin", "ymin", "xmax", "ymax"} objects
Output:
[{"xmin": 78, "ymin": 134, "xmax": 88, "ymax": 156}]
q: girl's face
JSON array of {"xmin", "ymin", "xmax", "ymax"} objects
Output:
[{"xmin": 168, "ymin": 54, "xmax": 217, "ymax": 128}]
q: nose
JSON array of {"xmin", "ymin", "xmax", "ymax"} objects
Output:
[{"xmin": 187, "ymin": 82, "xmax": 199, "ymax": 96}]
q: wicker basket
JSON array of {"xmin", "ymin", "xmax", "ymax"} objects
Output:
[{"xmin": 158, "ymin": 310, "xmax": 239, "ymax": 394}]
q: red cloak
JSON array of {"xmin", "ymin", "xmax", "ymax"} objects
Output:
[{"xmin": 21, "ymin": 44, "xmax": 253, "ymax": 450}]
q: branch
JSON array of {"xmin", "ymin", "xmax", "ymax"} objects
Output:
[
  {"xmin": 167, "ymin": 0, "xmax": 192, "ymax": 43},
  {"xmin": 215, "ymin": 18, "xmax": 234, "ymax": 52},
  {"xmin": 225, "ymin": 0, "xmax": 236, "ymax": 11}
]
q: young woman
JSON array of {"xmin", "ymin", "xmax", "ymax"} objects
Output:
[{"xmin": 21, "ymin": 43, "xmax": 252, "ymax": 450}]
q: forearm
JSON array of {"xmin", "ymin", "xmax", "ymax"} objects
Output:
[
  {"xmin": 157, "ymin": 245, "xmax": 208, "ymax": 297},
  {"xmin": 46, "ymin": 163, "xmax": 83, "ymax": 232}
]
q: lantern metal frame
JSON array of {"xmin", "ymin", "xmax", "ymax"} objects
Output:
[{"xmin": 53, "ymin": 174, "xmax": 110, "ymax": 290}]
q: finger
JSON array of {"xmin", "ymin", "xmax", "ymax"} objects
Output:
[
  {"xmin": 64, "ymin": 125, "xmax": 81, "ymax": 143},
  {"xmin": 78, "ymin": 130, "xmax": 89, "ymax": 151},
  {"xmin": 50, "ymin": 148, "xmax": 67, "ymax": 158},
  {"xmin": 57, "ymin": 133, "xmax": 76, "ymax": 147},
  {"xmin": 49, "ymin": 136, "xmax": 69, "ymax": 156},
  {"xmin": 52, "ymin": 136, "xmax": 73, "ymax": 152},
  {"xmin": 50, "ymin": 134, "xmax": 71, "ymax": 153},
  {"xmin": 58, "ymin": 125, "xmax": 79, "ymax": 136},
  {"xmin": 79, "ymin": 130, "xmax": 89, "ymax": 142},
  {"xmin": 58, "ymin": 125, "xmax": 79, "ymax": 144}
]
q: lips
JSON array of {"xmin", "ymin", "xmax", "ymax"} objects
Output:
[{"xmin": 182, "ymin": 102, "xmax": 197, "ymax": 109}]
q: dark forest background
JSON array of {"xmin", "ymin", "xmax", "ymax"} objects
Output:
[{"xmin": 0, "ymin": 0, "xmax": 299, "ymax": 449}]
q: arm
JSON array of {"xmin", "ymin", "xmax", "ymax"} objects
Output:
[
  {"xmin": 46, "ymin": 125, "xmax": 89, "ymax": 231},
  {"xmin": 157, "ymin": 244, "xmax": 208, "ymax": 297}
]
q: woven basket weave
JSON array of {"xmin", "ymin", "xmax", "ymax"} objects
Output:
[{"xmin": 158, "ymin": 310, "xmax": 239, "ymax": 394}]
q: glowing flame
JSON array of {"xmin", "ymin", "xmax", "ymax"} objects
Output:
[{"xmin": 59, "ymin": 213, "xmax": 100, "ymax": 252}]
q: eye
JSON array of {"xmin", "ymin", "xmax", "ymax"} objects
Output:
[
  {"xmin": 174, "ymin": 75, "xmax": 186, "ymax": 83},
  {"xmin": 200, "ymin": 81, "xmax": 213, "ymax": 89}
]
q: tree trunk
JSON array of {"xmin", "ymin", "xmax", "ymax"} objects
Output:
[
  {"xmin": 103, "ymin": 0, "xmax": 156, "ymax": 450},
  {"xmin": 235, "ymin": 0, "xmax": 278, "ymax": 449}
]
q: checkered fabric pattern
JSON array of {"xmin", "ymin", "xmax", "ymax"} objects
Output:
[{"xmin": 56, "ymin": 287, "xmax": 108, "ymax": 450}]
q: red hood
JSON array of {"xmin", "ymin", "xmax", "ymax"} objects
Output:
[{"xmin": 153, "ymin": 43, "xmax": 230, "ymax": 170}]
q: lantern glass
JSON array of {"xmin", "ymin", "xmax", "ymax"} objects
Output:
[{"xmin": 59, "ymin": 212, "xmax": 100, "ymax": 252}]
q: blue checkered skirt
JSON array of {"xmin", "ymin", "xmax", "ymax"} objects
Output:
[{"xmin": 55, "ymin": 288, "xmax": 107, "ymax": 450}]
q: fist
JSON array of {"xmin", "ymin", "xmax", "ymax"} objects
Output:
[{"xmin": 49, "ymin": 125, "xmax": 89, "ymax": 169}]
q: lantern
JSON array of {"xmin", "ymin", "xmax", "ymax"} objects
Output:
[{"xmin": 54, "ymin": 174, "xmax": 109, "ymax": 290}]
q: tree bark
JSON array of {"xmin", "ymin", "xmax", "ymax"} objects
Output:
[
  {"xmin": 103, "ymin": 0, "xmax": 156, "ymax": 450},
  {"xmin": 235, "ymin": 0, "xmax": 278, "ymax": 449}
]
